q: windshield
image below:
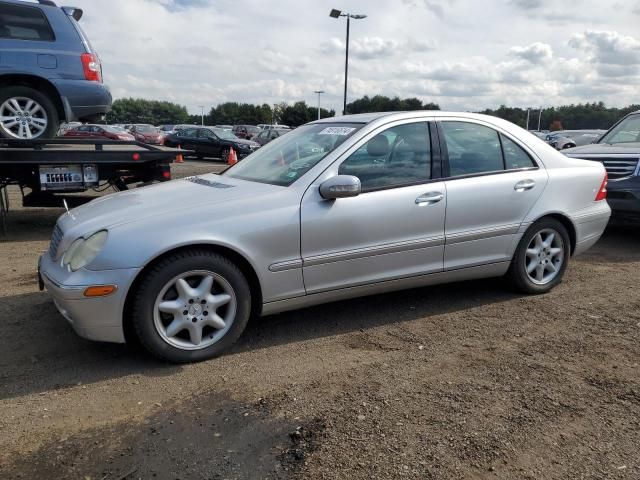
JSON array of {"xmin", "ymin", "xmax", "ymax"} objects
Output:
[
  {"xmin": 135, "ymin": 125, "xmax": 156, "ymax": 133},
  {"xmin": 599, "ymin": 115, "xmax": 640, "ymax": 144},
  {"xmin": 213, "ymin": 128, "xmax": 238, "ymax": 140},
  {"xmin": 224, "ymin": 123, "xmax": 363, "ymax": 186},
  {"xmin": 103, "ymin": 126, "xmax": 124, "ymax": 133}
]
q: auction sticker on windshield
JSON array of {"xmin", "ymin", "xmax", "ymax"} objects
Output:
[{"xmin": 318, "ymin": 127, "xmax": 356, "ymax": 136}]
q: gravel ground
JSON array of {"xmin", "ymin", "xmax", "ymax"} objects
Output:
[{"xmin": 0, "ymin": 160, "xmax": 638, "ymax": 479}]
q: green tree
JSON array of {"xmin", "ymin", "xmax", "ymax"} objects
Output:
[
  {"xmin": 478, "ymin": 102, "xmax": 640, "ymax": 130},
  {"xmin": 346, "ymin": 95, "xmax": 440, "ymax": 114},
  {"xmin": 105, "ymin": 98, "xmax": 189, "ymax": 125}
]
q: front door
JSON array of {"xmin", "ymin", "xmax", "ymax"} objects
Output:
[
  {"xmin": 438, "ymin": 120, "xmax": 548, "ymax": 269},
  {"xmin": 301, "ymin": 121, "xmax": 446, "ymax": 294}
]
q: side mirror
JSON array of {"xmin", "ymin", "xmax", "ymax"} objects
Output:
[{"xmin": 319, "ymin": 175, "xmax": 361, "ymax": 200}]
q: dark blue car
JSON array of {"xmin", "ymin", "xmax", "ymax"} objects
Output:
[{"xmin": 0, "ymin": 0, "xmax": 112, "ymax": 139}]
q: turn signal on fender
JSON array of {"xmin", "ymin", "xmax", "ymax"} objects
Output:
[{"xmin": 84, "ymin": 285, "xmax": 117, "ymax": 297}]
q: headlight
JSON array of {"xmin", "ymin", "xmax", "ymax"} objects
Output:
[{"xmin": 61, "ymin": 230, "xmax": 108, "ymax": 271}]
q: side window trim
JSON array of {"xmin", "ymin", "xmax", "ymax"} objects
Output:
[{"xmin": 497, "ymin": 133, "xmax": 507, "ymax": 170}]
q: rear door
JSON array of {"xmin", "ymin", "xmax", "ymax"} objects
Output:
[
  {"xmin": 438, "ymin": 119, "xmax": 548, "ymax": 269},
  {"xmin": 178, "ymin": 127, "xmax": 200, "ymax": 152},
  {"xmin": 300, "ymin": 120, "xmax": 446, "ymax": 293}
]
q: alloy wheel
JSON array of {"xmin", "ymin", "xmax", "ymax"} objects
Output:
[
  {"xmin": 153, "ymin": 270, "xmax": 237, "ymax": 350},
  {"xmin": 524, "ymin": 228, "xmax": 565, "ymax": 285},
  {"xmin": 0, "ymin": 96, "xmax": 48, "ymax": 139}
]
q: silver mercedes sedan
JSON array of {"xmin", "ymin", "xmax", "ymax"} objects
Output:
[{"xmin": 39, "ymin": 112, "xmax": 611, "ymax": 363}]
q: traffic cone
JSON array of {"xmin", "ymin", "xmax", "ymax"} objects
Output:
[
  {"xmin": 227, "ymin": 147, "xmax": 238, "ymax": 165},
  {"xmin": 175, "ymin": 145, "xmax": 184, "ymax": 163}
]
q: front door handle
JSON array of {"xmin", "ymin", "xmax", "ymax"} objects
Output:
[
  {"xmin": 514, "ymin": 179, "xmax": 536, "ymax": 192},
  {"xmin": 415, "ymin": 192, "xmax": 445, "ymax": 205}
]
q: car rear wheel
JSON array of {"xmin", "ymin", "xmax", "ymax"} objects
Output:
[
  {"xmin": 507, "ymin": 218, "xmax": 570, "ymax": 294},
  {"xmin": 0, "ymin": 86, "xmax": 59, "ymax": 139},
  {"xmin": 131, "ymin": 250, "xmax": 251, "ymax": 363}
]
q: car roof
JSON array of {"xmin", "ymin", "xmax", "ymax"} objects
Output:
[{"xmin": 313, "ymin": 111, "xmax": 533, "ymax": 134}]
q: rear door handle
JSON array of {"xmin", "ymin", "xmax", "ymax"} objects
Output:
[
  {"xmin": 514, "ymin": 179, "xmax": 536, "ymax": 192},
  {"xmin": 415, "ymin": 192, "xmax": 444, "ymax": 205}
]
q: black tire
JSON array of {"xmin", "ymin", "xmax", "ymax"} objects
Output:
[
  {"xmin": 506, "ymin": 217, "xmax": 571, "ymax": 294},
  {"xmin": 0, "ymin": 86, "xmax": 59, "ymax": 139},
  {"xmin": 131, "ymin": 249, "xmax": 252, "ymax": 363},
  {"xmin": 221, "ymin": 147, "xmax": 230, "ymax": 163}
]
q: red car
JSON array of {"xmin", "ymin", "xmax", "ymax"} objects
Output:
[
  {"xmin": 64, "ymin": 124, "xmax": 135, "ymax": 141},
  {"xmin": 129, "ymin": 124, "xmax": 164, "ymax": 145}
]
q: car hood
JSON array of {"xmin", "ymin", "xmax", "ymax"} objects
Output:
[
  {"xmin": 57, "ymin": 174, "xmax": 282, "ymax": 238},
  {"xmin": 564, "ymin": 143, "xmax": 640, "ymax": 156}
]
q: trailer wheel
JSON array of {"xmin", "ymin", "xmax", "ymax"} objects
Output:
[{"xmin": 0, "ymin": 86, "xmax": 59, "ymax": 140}]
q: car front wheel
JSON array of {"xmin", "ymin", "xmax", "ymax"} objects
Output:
[
  {"xmin": 131, "ymin": 250, "xmax": 251, "ymax": 363},
  {"xmin": 507, "ymin": 218, "xmax": 570, "ymax": 294},
  {"xmin": 0, "ymin": 86, "xmax": 59, "ymax": 139}
]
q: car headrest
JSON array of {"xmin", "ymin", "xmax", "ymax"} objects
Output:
[{"xmin": 366, "ymin": 135, "xmax": 390, "ymax": 157}]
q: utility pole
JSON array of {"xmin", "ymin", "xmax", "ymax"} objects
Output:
[
  {"xmin": 198, "ymin": 105, "xmax": 204, "ymax": 126},
  {"xmin": 537, "ymin": 107, "xmax": 543, "ymax": 131},
  {"xmin": 525, "ymin": 108, "xmax": 531, "ymax": 130},
  {"xmin": 314, "ymin": 90, "xmax": 325, "ymax": 120}
]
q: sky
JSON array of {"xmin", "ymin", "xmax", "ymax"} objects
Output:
[{"xmin": 71, "ymin": 0, "xmax": 640, "ymax": 114}]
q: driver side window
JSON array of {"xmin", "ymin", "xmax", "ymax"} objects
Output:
[{"xmin": 338, "ymin": 122, "xmax": 432, "ymax": 191}]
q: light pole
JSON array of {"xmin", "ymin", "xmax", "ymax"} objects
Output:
[
  {"xmin": 314, "ymin": 90, "xmax": 325, "ymax": 120},
  {"xmin": 329, "ymin": 9, "xmax": 367, "ymax": 115},
  {"xmin": 537, "ymin": 106, "xmax": 543, "ymax": 131},
  {"xmin": 198, "ymin": 105, "xmax": 204, "ymax": 126},
  {"xmin": 525, "ymin": 108, "xmax": 531, "ymax": 130}
]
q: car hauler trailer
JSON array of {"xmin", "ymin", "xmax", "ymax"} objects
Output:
[{"xmin": 0, "ymin": 138, "xmax": 182, "ymax": 233}]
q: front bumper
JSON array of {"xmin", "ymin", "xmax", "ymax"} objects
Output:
[
  {"xmin": 38, "ymin": 253, "xmax": 139, "ymax": 344},
  {"xmin": 607, "ymin": 176, "xmax": 640, "ymax": 223}
]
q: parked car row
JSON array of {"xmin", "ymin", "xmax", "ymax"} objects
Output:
[
  {"xmin": 545, "ymin": 130, "xmax": 606, "ymax": 150},
  {"xmin": 163, "ymin": 126, "xmax": 260, "ymax": 161}
]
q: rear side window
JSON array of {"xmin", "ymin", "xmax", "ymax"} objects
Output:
[
  {"xmin": 500, "ymin": 134, "xmax": 536, "ymax": 170},
  {"xmin": 0, "ymin": 4, "xmax": 55, "ymax": 41},
  {"xmin": 441, "ymin": 121, "xmax": 535, "ymax": 177}
]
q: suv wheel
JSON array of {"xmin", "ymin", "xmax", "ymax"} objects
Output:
[
  {"xmin": 131, "ymin": 249, "xmax": 252, "ymax": 363},
  {"xmin": 0, "ymin": 86, "xmax": 59, "ymax": 139}
]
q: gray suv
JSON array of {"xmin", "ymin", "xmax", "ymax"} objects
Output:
[{"xmin": 0, "ymin": 0, "xmax": 111, "ymax": 139}]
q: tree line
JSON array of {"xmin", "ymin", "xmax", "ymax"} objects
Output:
[
  {"xmin": 105, "ymin": 97, "xmax": 638, "ymax": 131},
  {"xmin": 479, "ymin": 102, "xmax": 640, "ymax": 131}
]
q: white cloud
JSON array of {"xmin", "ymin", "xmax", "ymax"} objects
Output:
[
  {"xmin": 510, "ymin": 43, "xmax": 554, "ymax": 64},
  {"xmin": 68, "ymin": 0, "xmax": 640, "ymax": 113}
]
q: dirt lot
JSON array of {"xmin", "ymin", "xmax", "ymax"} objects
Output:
[{"xmin": 0, "ymin": 161, "xmax": 639, "ymax": 479}]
